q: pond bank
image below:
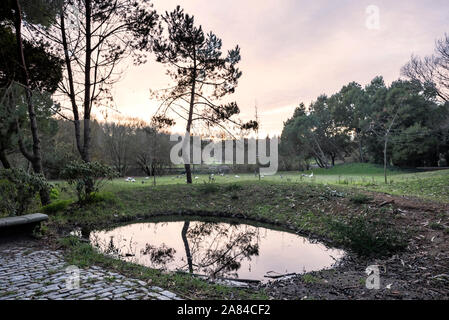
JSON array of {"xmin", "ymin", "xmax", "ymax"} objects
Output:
[{"xmin": 46, "ymin": 182, "xmax": 449, "ymax": 299}]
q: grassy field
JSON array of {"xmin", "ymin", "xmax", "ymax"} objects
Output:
[{"xmin": 57, "ymin": 163, "xmax": 448, "ymax": 203}]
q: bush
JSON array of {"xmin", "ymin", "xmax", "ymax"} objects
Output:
[
  {"xmin": 50, "ymin": 188, "xmax": 60, "ymax": 200},
  {"xmin": 225, "ymin": 183, "xmax": 243, "ymax": 192},
  {"xmin": 61, "ymin": 161, "xmax": 118, "ymax": 203},
  {"xmin": 328, "ymin": 215, "xmax": 407, "ymax": 257},
  {"xmin": 349, "ymin": 194, "xmax": 372, "ymax": 205},
  {"xmin": 0, "ymin": 169, "xmax": 52, "ymax": 216},
  {"xmin": 85, "ymin": 192, "xmax": 118, "ymax": 204},
  {"xmin": 0, "ymin": 179, "xmax": 17, "ymax": 217},
  {"xmin": 42, "ymin": 199, "xmax": 72, "ymax": 215},
  {"xmin": 199, "ymin": 182, "xmax": 220, "ymax": 194}
]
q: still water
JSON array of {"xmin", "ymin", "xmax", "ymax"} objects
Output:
[{"xmin": 90, "ymin": 218, "xmax": 345, "ymax": 282}]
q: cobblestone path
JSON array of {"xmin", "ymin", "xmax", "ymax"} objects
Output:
[{"xmin": 0, "ymin": 243, "xmax": 182, "ymax": 300}]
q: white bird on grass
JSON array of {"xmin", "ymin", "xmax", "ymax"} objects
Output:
[{"xmin": 301, "ymin": 172, "xmax": 314, "ymax": 178}]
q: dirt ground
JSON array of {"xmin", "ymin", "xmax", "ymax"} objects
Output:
[{"xmin": 264, "ymin": 193, "xmax": 449, "ymax": 300}]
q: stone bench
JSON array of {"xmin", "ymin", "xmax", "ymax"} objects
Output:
[{"xmin": 0, "ymin": 213, "xmax": 48, "ymax": 236}]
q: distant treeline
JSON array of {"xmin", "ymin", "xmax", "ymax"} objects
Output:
[{"xmin": 280, "ymin": 76, "xmax": 449, "ymax": 171}]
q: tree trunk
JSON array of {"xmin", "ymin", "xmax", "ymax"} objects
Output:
[
  {"xmin": 83, "ymin": 0, "xmax": 93, "ymax": 194},
  {"xmin": 60, "ymin": 12, "xmax": 83, "ymax": 156},
  {"xmin": 313, "ymin": 137, "xmax": 329, "ymax": 168},
  {"xmin": 384, "ymin": 111, "xmax": 399, "ymax": 184},
  {"xmin": 185, "ymin": 52, "xmax": 197, "ymax": 184},
  {"xmin": 356, "ymin": 130, "xmax": 364, "ymax": 163},
  {"xmin": 0, "ymin": 149, "xmax": 11, "ymax": 169},
  {"xmin": 83, "ymin": 0, "xmax": 92, "ymax": 163},
  {"xmin": 384, "ymin": 136, "xmax": 388, "ymax": 184},
  {"xmin": 13, "ymin": 0, "xmax": 50, "ymax": 205}
]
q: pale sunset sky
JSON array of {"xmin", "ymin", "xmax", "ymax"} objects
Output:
[{"xmin": 110, "ymin": 0, "xmax": 449, "ymax": 136}]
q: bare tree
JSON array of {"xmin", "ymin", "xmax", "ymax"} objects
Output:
[
  {"xmin": 402, "ymin": 34, "xmax": 449, "ymax": 103},
  {"xmin": 135, "ymin": 126, "xmax": 172, "ymax": 185},
  {"xmin": 102, "ymin": 120, "xmax": 134, "ymax": 176},
  {"xmin": 28, "ymin": 0, "xmax": 158, "ymax": 171}
]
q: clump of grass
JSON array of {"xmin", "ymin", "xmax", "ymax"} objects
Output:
[
  {"xmin": 50, "ymin": 188, "xmax": 60, "ymax": 200},
  {"xmin": 327, "ymin": 215, "xmax": 408, "ymax": 257},
  {"xmin": 225, "ymin": 183, "xmax": 243, "ymax": 192},
  {"xmin": 429, "ymin": 222, "xmax": 445, "ymax": 231},
  {"xmin": 85, "ymin": 192, "xmax": 118, "ymax": 204},
  {"xmin": 302, "ymin": 274, "xmax": 322, "ymax": 284},
  {"xmin": 199, "ymin": 182, "xmax": 220, "ymax": 194},
  {"xmin": 42, "ymin": 199, "xmax": 72, "ymax": 215},
  {"xmin": 349, "ymin": 194, "xmax": 372, "ymax": 205}
]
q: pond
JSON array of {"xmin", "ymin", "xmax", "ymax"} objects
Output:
[{"xmin": 88, "ymin": 217, "xmax": 345, "ymax": 282}]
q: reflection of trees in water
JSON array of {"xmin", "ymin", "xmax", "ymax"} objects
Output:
[
  {"xmin": 140, "ymin": 243, "xmax": 176, "ymax": 268},
  {"xmin": 181, "ymin": 221, "xmax": 260, "ymax": 279},
  {"xmin": 91, "ymin": 221, "xmax": 262, "ymax": 279},
  {"xmin": 90, "ymin": 234, "xmax": 138, "ymax": 260}
]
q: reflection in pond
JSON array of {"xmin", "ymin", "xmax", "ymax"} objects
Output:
[{"xmin": 90, "ymin": 219, "xmax": 345, "ymax": 282}]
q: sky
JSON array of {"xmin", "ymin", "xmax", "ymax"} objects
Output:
[{"xmin": 110, "ymin": 0, "xmax": 449, "ymax": 137}]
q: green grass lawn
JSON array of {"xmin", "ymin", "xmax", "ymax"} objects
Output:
[{"xmin": 60, "ymin": 163, "xmax": 447, "ymax": 203}]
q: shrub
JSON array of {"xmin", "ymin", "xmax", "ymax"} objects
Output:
[
  {"xmin": 327, "ymin": 215, "xmax": 407, "ymax": 257},
  {"xmin": 50, "ymin": 188, "xmax": 60, "ymax": 200},
  {"xmin": 199, "ymin": 182, "xmax": 220, "ymax": 194},
  {"xmin": 61, "ymin": 161, "xmax": 118, "ymax": 203},
  {"xmin": 349, "ymin": 194, "xmax": 372, "ymax": 204},
  {"xmin": 0, "ymin": 179, "xmax": 17, "ymax": 217},
  {"xmin": 0, "ymin": 169, "xmax": 52, "ymax": 216},
  {"xmin": 225, "ymin": 183, "xmax": 243, "ymax": 192},
  {"xmin": 85, "ymin": 192, "xmax": 118, "ymax": 204},
  {"xmin": 42, "ymin": 199, "xmax": 72, "ymax": 215}
]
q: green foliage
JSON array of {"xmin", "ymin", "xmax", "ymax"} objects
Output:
[
  {"xmin": 327, "ymin": 215, "xmax": 407, "ymax": 257},
  {"xmin": 0, "ymin": 168, "xmax": 52, "ymax": 216},
  {"xmin": 50, "ymin": 188, "xmax": 60, "ymax": 200},
  {"xmin": 0, "ymin": 25, "xmax": 63, "ymax": 91},
  {"xmin": 349, "ymin": 194, "xmax": 372, "ymax": 205},
  {"xmin": 225, "ymin": 183, "xmax": 243, "ymax": 192},
  {"xmin": 199, "ymin": 182, "xmax": 220, "ymax": 194},
  {"xmin": 312, "ymin": 163, "xmax": 402, "ymax": 176},
  {"xmin": 151, "ymin": 5, "xmax": 257, "ymax": 137},
  {"xmin": 61, "ymin": 161, "xmax": 118, "ymax": 203},
  {"xmin": 302, "ymin": 274, "xmax": 322, "ymax": 284},
  {"xmin": 85, "ymin": 192, "xmax": 118, "ymax": 205},
  {"xmin": 0, "ymin": 179, "xmax": 16, "ymax": 217},
  {"xmin": 41, "ymin": 199, "xmax": 72, "ymax": 215},
  {"xmin": 280, "ymin": 75, "xmax": 449, "ymax": 170}
]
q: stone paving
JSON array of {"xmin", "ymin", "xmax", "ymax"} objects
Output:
[{"xmin": 0, "ymin": 244, "xmax": 182, "ymax": 300}]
